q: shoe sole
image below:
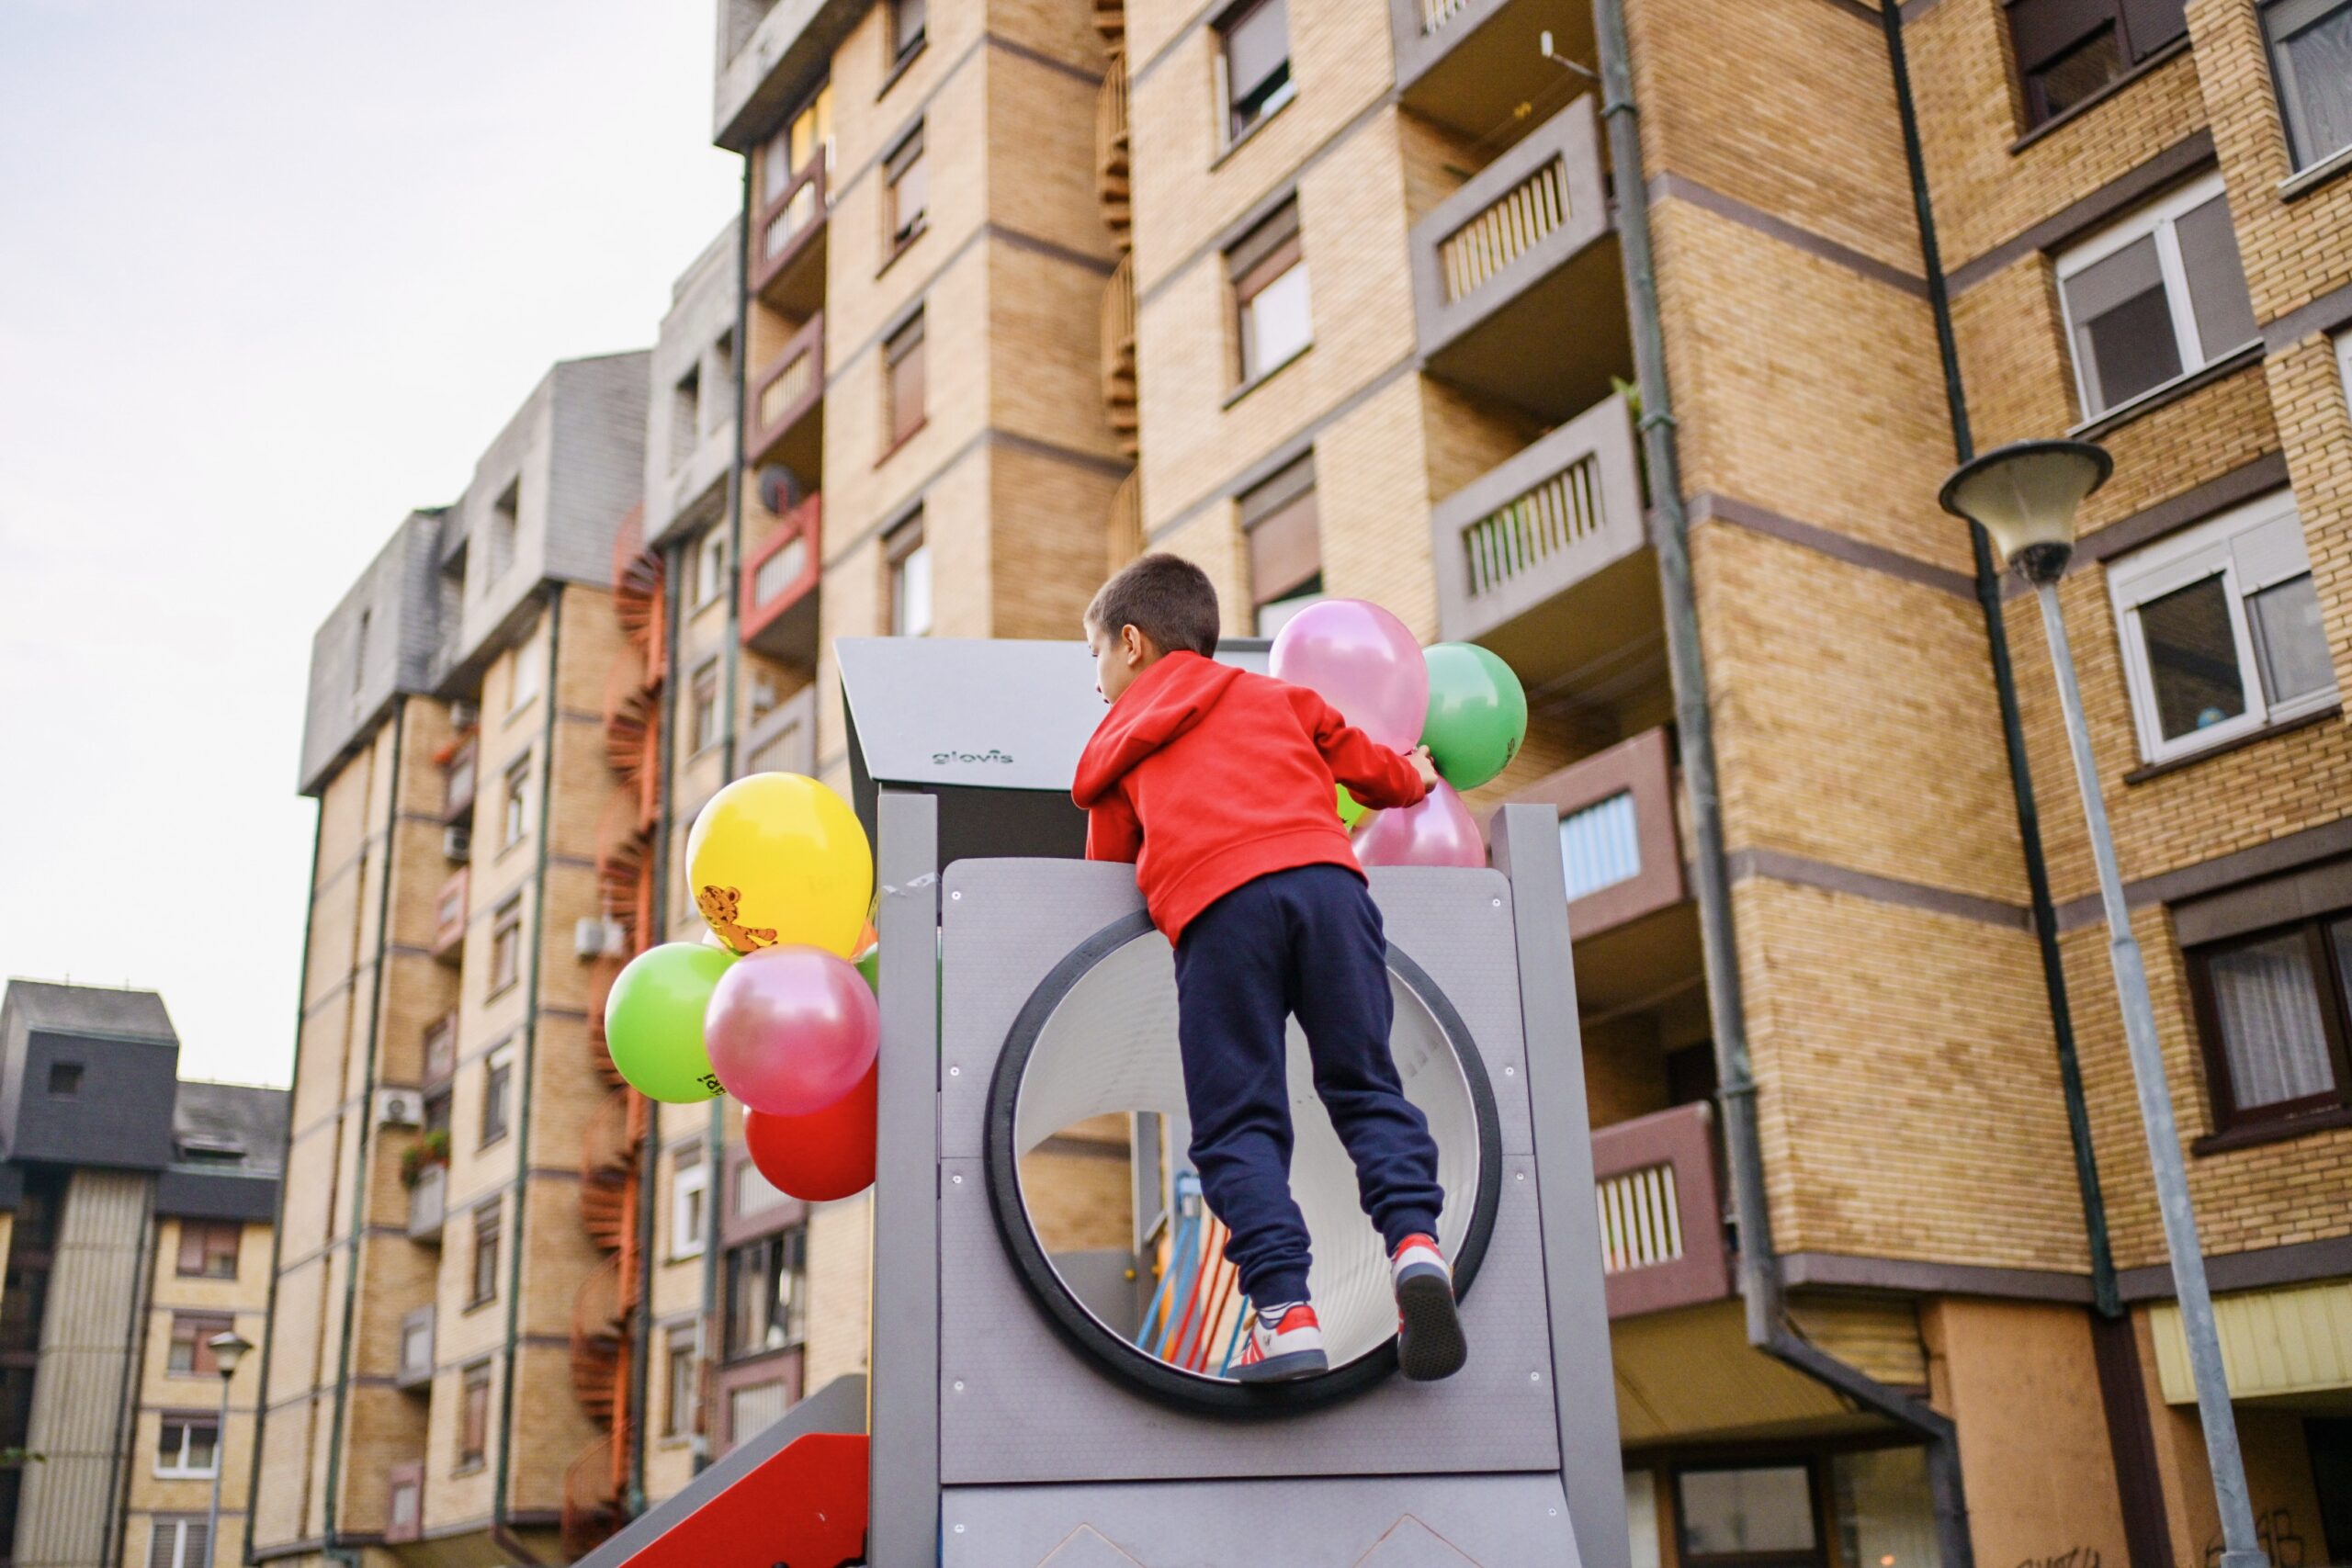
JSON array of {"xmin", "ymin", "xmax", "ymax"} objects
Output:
[
  {"xmin": 1396, "ymin": 1272, "xmax": 1466, "ymax": 1382},
  {"xmin": 1231, "ymin": 1348, "xmax": 1329, "ymax": 1383}
]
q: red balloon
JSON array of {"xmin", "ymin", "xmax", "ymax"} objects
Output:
[
  {"xmin": 1351, "ymin": 780, "xmax": 1487, "ymax": 869},
  {"xmin": 704, "ymin": 946, "xmax": 878, "ymax": 1117},
  {"xmin": 743, "ymin": 1062, "xmax": 876, "ymax": 1201}
]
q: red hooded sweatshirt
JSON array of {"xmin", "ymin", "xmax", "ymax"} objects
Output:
[{"xmin": 1071, "ymin": 651, "xmax": 1429, "ymax": 941}]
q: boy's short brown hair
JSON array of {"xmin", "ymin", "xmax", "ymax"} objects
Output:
[{"xmin": 1085, "ymin": 552, "xmax": 1221, "ymax": 658}]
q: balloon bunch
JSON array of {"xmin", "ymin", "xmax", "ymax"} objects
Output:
[
  {"xmin": 602, "ymin": 773, "xmax": 881, "ymax": 1202},
  {"xmin": 1269, "ymin": 601, "xmax": 1530, "ymax": 869}
]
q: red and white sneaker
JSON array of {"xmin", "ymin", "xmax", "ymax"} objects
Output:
[
  {"xmin": 1232, "ymin": 1302, "xmax": 1329, "ymax": 1382},
  {"xmin": 1391, "ymin": 1234, "xmax": 1465, "ymax": 1382}
]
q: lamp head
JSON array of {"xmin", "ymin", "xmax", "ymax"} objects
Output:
[
  {"xmin": 209, "ymin": 1330, "xmax": 253, "ymax": 1377},
  {"xmin": 1939, "ymin": 439, "xmax": 2112, "ymax": 585}
]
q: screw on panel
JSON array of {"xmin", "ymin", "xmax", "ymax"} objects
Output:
[
  {"xmin": 951, "ymin": 890, "xmax": 962, "ymax": 899},
  {"xmin": 952, "ymin": 1173, "xmax": 963, "ymax": 1184},
  {"xmin": 1529, "ymin": 1371, "xmax": 1543, "ymax": 1383},
  {"xmin": 1491, "ymin": 897, "xmax": 1502, "ymax": 907},
  {"xmin": 949, "ymin": 1066, "xmax": 960, "ymax": 1076},
  {"xmin": 953, "ymin": 1380, "xmax": 965, "ymax": 1392},
  {"xmin": 1504, "ymin": 1066, "xmax": 1515, "ymax": 1077}
]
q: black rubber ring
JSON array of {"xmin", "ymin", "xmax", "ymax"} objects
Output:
[{"xmin": 982, "ymin": 909, "xmax": 1505, "ymax": 1418}]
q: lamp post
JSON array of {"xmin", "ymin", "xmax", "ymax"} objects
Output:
[
  {"xmin": 1941, "ymin": 441, "xmax": 2263, "ymax": 1568},
  {"xmin": 206, "ymin": 1330, "xmax": 252, "ymax": 1568}
]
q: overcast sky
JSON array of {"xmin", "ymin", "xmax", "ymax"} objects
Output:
[{"xmin": 0, "ymin": 1, "xmax": 739, "ymax": 1084}]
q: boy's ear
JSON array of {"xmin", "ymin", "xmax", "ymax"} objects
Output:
[{"xmin": 1121, "ymin": 623, "xmax": 1151, "ymax": 663}]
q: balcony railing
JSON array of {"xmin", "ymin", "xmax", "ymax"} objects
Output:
[
  {"xmin": 395, "ymin": 1304, "xmax": 435, "ymax": 1391},
  {"xmin": 1408, "ymin": 95, "xmax": 1620, "ymax": 421},
  {"xmin": 1095, "ymin": 48, "xmax": 1131, "ymax": 239},
  {"xmin": 741, "ymin": 493, "xmax": 821, "ymax": 663},
  {"xmin": 1101, "ymin": 254, "xmax": 1137, "ymax": 457},
  {"xmin": 407, "ymin": 1163, "xmax": 446, "ymax": 1243},
  {"xmin": 745, "ymin": 313, "xmax": 824, "ymax": 475},
  {"xmin": 752, "ymin": 159, "xmax": 828, "ymax": 317},
  {"xmin": 1432, "ymin": 389, "xmax": 1644, "ymax": 657},
  {"xmin": 1590, "ymin": 1101, "xmax": 1731, "ymax": 1318},
  {"xmin": 1499, "ymin": 728, "xmax": 1684, "ymax": 942},
  {"xmin": 429, "ymin": 869, "xmax": 468, "ymax": 964}
]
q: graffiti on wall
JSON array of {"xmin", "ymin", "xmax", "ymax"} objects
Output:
[{"xmin": 2203, "ymin": 1510, "xmax": 2305, "ymax": 1568}]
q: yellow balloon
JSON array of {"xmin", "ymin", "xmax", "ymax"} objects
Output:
[{"xmin": 686, "ymin": 773, "xmax": 873, "ymax": 958}]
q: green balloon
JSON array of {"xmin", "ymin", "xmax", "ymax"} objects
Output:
[
  {"xmin": 854, "ymin": 945, "xmax": 880, "ymax": 994},
  {"xmin": 604, "ymin": 942, "xmax": 735, "ymax": 1103},
  {"xmin": 1420, "ymin": 643, "xmax": 1528, "ymax": 791},
  {"xmin": 1336, "ymin": 784, "xmax": 1372, "ymax": 830}
]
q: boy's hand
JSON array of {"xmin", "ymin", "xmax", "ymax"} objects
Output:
[{"xmin": 1410, "ymin": 745, "xmax": 1441, "ymax": 792}]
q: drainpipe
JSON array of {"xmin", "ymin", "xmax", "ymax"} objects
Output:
[
  {"xmin": 1588, "ymin": 1, "xmax": 1973, "ymax": 1561},
  {"xmin": 244, "ymin": 799, "xmax": 322, "ymax": 1565},
  {"xmin": 1877, "ymin": 1, "xmax": 2120, "ymax": 1324},
  {"xmin": 317, "ymin": 701, "xmax": 404, "ymax": 1568},
  {"xmin": 695, "ymin": 155, "xmax": 757, "ymax": 1472},
  {"xmin": 490, "ymin": 592, "xmax": 562, "ymax": 1568}
]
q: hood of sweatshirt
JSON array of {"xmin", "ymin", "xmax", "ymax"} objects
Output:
[{"xmin": 1070, "ymin": 651, "xmax": 1244, "ymax": 807}]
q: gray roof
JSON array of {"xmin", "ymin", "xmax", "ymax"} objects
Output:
[
  {"xmin": 296, "ymin": 509, "xmax": 447, "ymax": 795},
  {"xmin": 0, "ymin": 980, "xmax": 175, "ymax": 1042},
  {"xmin": 171, "ymin": 1080, "xmax": 289, "ymax": 1174}
]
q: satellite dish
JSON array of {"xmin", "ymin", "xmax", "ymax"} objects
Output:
[{"xmin": 758, "ymin": 463, "xmax": 807, "ymax": 515}]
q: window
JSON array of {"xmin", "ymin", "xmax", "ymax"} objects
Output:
[
  {"xmin": 490, "ymin": 478, "xmax": 521, "ymax": 581},
  {"xmin": 1228, "ymin": 200, "xmax": 1310, "ymax": 386},
  {"xmin": 510, "ymin": 635, "xmax": 540, "ymax": 712},
  {"xmin": 481, "ymin": 1048, "xmax": 514, "ymax": 1147},
  {"xmin": 490, "ymin": 898, "xmax": 523, "ymax": 995},
  {"xmin": 886, "ymin": 515, "xmax": 933, "ymax": 637},
  {"xmin": 156, "ymin": 1416, "xmax": 219, "ymax": 1478},
  {"xmin": 671, "ymin": 366, "xmax": 701, "ymax": 471},
  {"xmin": 176, "ymin": 1221, "xmax": 240, "ymax": 1280},
  {"xmin": 663, "ymin": 1325, "xmax": 702, "ymax": 1438},
  {"xmin": 2007, "ymin": 0, "xmax": 2187, "ymax": 128},
  {"xmin": 353, "ymin": 610, "xmax": 369, "ymax": 695},
  {"xmin": 672, "ymin": 1147, "xmax": 709, "ymax": 1260},
  {"xmin": 696, "ymin": 531, "xmax": 728, "ymax": 609},
  {"xmin": 735, "ymin": 1156, "xmax": 791, "ymax": 1222},
  {"xmin": 1676, "ymin": 1464, "xmax": 1818, "ymax": 1560},
  {"xmin": 764, "ymin": 85, "xmax": 835, "ymax": 202},
  {"xmin": 886, "ymin": 126, "xmax": 928, "ymax": 252},
  {"xmin": 399, "ymin": 1307, "xmax": 434, "ymax": 1380},
  {"xmin": 458, "ymin": 1360, "xmax": 492, "ymax": 1467},
  {"xmin": 147, "ymin": 1518, "xmax": 209, "ymax": 1568},
  {"xmin": 729, "ymin": 1380, "xmax": 790, "ymax": 1440},
  {"xmin": 501, "ymin": 754, "xmax": 529, "ymax": 848},
  {"xmin": 1215, "ymin": 0, "xmax": 1294, "ymax": 146},
  {"xmin": 690, "ymin": 660, "xmax": 720, "ymax": 753},
  {"xmin": 166, "ymin": 1314, "xmax": 235, "ymax": 1376},
  {"xmin": 724, "ymin": 1227, "xmax": 808, "ymax": 1359},
  {"xmin": 891, "ymin": 0, "xmax": 926, "ymax": 62},
  {"xmin": 47, "ymin": 1062, "xmax": 80, "ymax": 1096},
  {"xmin": 2056, "ymin": 173, "xmax": 2257, "ymax": 420},
  {"xmin": 2107, "ymin": 491, "xmax": 2336, "ymax": 763},
  {"xmin": 468, "ymin": 1201, "xmax": 502, "ymax": 1307},
  {"xmin": 885, "ymin": 311, "xmax": 926, "ymax": 450},
  {"xmin": 2189, "ymin": 911, "xmax": 2352, "ymax": 1134},
  {"xmin": 1241, "ymin": 454, "xmax": 1321, "ymax": 635},
  {"xmin": 2264, "ymin": 0, "xmax": 2352, "ymax": 170}
]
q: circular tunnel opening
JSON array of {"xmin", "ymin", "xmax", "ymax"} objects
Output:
[{"xmin": 983, "ymin": 911, "xmax": 1503, "ymax": 1415}]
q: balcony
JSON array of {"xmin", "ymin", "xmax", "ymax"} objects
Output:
[
  {"xmin": 1101, "ymin": 255, "xmax": 1136, "ymax": 459},
  {"xmin": 745, "ymin": 313, "xmax": 823, "ymax": 479},
  {"xmin": 407, "ymin": 1163, "xmax": 446, "ymax": 1243},
  {"xmin": 741, "ymin": 493, "xmax": 821, "ymax": 665},
  {"xmin": 1432, "ymin": 389, "xmax": 1653, "ymax": 695},
  {"xmin": 423, "ymin": 1013, "xmax": 457, "ymax": 1090},
  {"xmin": 395, "ymin": 1305, "xmax": 435, "ymax": 1391},
  {"xmin": 386, "ymin": 1462, "xmax": 424, "ymax": 1545},
  {"xmin": 429, "ymin": 869, "xmax": 468, "ymax": 964},
  {"xmin": 1590, "ymin": 1101, "xmax": 1732, "ymax": 1318},
  {"xmin": 752, "ymin": 159, "xmax": 827, "ymax": 320},
  {"xmin": 1391, "ymin": 0, "xmax": 1591, "ymax": 144},
  {"xmin": 441, "ymin": 736, "xmax": 477, "ymax": 823},
  {"xmin": 1408, "ymin": 94, "xmax": 1627, "ymax": 422},
  {"xmin": 1096, "ymin": 48, "xmax": 1130, "ymax": 241}
]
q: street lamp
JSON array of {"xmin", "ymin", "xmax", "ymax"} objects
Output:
[
  {"xmin": 206, "ymin": 1330, "xmax": 252, "ymax": 1568},
  {"xmin": 1941, "ymin": 440, "xmax": 2265, "ymax": 1568}
]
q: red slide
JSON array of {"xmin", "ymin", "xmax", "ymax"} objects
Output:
[{"xmin": 614, "ymin": 1432, "xmax": 868, "ymax": 1568}]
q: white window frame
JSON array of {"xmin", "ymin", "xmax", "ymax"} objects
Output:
[
  {"xmin": 2054, "ymin": 172, "xmax": 2258, "ymax": 426},
  {"xmin": 155, "ymin": 1417, "xmax": 220, "ymax": 1478},
  {"xmin": 2336, "ymin": 329, "xmax": 2352, "ymax": 414},
  {"xmin": 508, "ymin": 633, "xmax": 541, "ymax": 716},
  {"xmin": 149, "ymin": 1517, "xmax": 209, "ymax": 1568},
  {"xmin": 695, "ymin": 531, "xmax": 728, "ymax": 610},
  {"xmin": 671, "ymin": 1151, "xmax": 709, "ymax": 1260},
  {"xmin": 2106, "ymin": 489, "xmax": 2336, "ymax": 764},
  {"xmin": 501, "ymin": 754, "xmax": 529, "ymax": 849}
]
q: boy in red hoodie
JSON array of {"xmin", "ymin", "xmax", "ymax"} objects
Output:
[{"xmin": 1072, "ymin": 554, "xmax": 1465, "ymax": 1383}]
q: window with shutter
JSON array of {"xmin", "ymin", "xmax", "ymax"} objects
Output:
[
  {"xmin": 1240, "ymin": 455, "xmax": 1323, "ymax": 635},
  {"xmin": 2055, "ymin": 173, "xmax": 2257, "ymax": 420},
  {"xmin": 2006, "ymin": 0, "xmax": 2188, "ymax": 127},
  {"xmin": 2265, "ymin": 0, "xmax": 2352, "ymax": 170},
  {"xmin": 1216, "ymin": 0, "xmax": 1294, "ymax": 145},
  {"xmin": 886, "ymin": 313, "xmax": 926, "ymax": 450},
  {"xmin": 1228, "ymin": 201, "xmax": 1310, "ymax": 386}
]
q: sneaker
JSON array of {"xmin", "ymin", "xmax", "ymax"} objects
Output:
[
  {"xmin": 1232, "ymin": 1303, "xmax": 1329, "ymax": 1382},
  {"xmin": 1391, "ymin": 1234, "xmax": 1465, "ymax": 1382}
]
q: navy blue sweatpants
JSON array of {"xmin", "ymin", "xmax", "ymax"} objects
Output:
[{"xmin": 1171, "ymin": 863, "xmax": 1445, "ymax": 1308}]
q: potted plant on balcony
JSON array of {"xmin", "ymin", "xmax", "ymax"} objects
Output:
[{"xmin": 401, "ymin": 1129, "xmax": 451, "ymax": 1189}]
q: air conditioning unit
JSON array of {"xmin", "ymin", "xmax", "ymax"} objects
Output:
[
  {"xmin": 574, "ymin": 917, "xmax": 628, "ymax": 960},
  {"xmin": 449, "ymin": 699, "xmax": 480, "ymax": 731},
  {"xmin": 442, "ymin": 825, "xmax": 470, "ymax": 862},
  {"xmin": 374, "ymin": 1088, "xmax": 420, "ymax": 1127}
]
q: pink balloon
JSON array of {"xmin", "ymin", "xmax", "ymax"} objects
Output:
[
  {"xmin": 703, "ymin": 946, "xmax": 879, "ymax": 1118},
  {"xmin": 1352, "ymin": 781, "xmax": 1487, "ymax": 869},
  {"xmin": 1269, "ymin": 599, "xmax": 1430, "ymax": 753}
]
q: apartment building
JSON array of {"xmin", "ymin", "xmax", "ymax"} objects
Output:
[
  {"xmin": 257, "ymin": 354, "xmax": 652, "ymax": 1566},
  {"xmin": 0, "ymin": 980, "xmax": 284, "ymax": 1568}
]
